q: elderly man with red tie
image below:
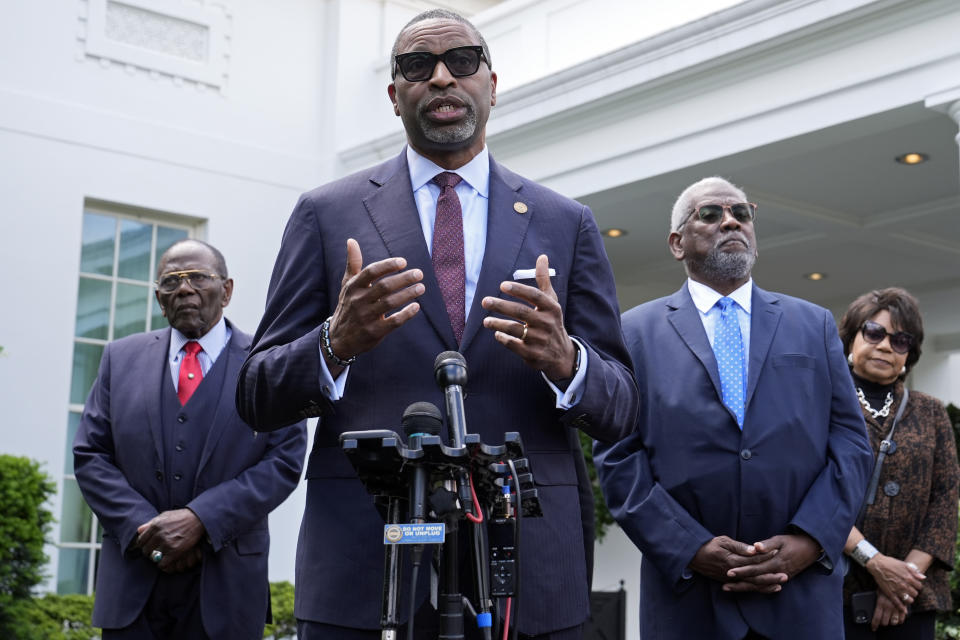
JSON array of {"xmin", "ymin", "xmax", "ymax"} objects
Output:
[{"xmin": 74, "ymin": 239, "xmax": 307, "ymax": 640}]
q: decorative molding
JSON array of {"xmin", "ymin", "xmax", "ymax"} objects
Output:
[{"xmin": 78, "ymin": 0, "xmax": 232, "ymax": 91}]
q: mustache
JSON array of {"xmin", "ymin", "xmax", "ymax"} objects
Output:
[{"xmin": 717, "ymin": 232, "xmax": 752, "ymax": 249}]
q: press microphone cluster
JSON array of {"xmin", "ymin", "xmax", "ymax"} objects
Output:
[{"xmin": 338, "ymin": 350, "xmax": 543, "ymax": 640}]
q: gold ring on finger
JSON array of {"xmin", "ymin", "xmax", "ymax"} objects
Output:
[{"xmin": 520, "ymin": 325, "xmax": 528, "ymax": 341}]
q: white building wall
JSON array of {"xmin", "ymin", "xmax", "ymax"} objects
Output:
[{"xmin": 0, "ymin": 0, "xmax": 330, "ymax": 590}]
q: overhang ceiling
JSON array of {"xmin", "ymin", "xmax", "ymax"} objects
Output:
[{"xmin": 583, "ymin": 103, "xmax": 960, "ymax": 322}]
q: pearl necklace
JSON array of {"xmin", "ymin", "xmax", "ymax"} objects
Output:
[{"xmin": 856, "ymin": 387, "xmax": 893, "ymax": 419}]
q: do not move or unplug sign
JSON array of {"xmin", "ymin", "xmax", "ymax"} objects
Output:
[{"xmin": 383, "ymin": 523, "xmax": 446, "ymax": 544}]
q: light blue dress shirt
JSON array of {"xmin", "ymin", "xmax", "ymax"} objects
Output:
[{"xmin": 167, "ymin": 316, "xmax": 231, "ymax": 389}]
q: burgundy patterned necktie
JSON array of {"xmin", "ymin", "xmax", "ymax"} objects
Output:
[
  {"xmin": 431, "ymin": 172, "xmax": 465, "ymax": 343},
  {"xmin": 178, "ymin": 341, "xmax": 203, "ymax": 405}
]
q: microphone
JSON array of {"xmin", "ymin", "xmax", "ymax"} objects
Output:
[
  {"xmin": 401, "ymin": 402, "xmax": 442, "ymax": 524},
  {"xmin": 434, "ymin": 351, "xmax": 468, "ymax": 448}
]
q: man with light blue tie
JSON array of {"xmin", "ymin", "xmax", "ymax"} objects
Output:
[{"xmin": 594, "ymin": 177, "xmax": 873, "ymax": 640}]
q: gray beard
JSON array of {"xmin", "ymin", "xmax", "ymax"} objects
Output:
[
  {"xmin": 419, "ymin": 109, "xmax": 478, "ymax": 145},
  {"xmin": 701, "ymin": 246, "xmax": 756, "ymax": 282}
]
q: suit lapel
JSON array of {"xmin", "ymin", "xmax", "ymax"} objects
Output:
[
  {"xmin": 195, "ymin": 327, "xmax": 241, "ymax": 475},
  {"xmin": 745, "ymin": 285, "xmax": 782, "ymax": 409},
  {"xmin": 665, "ymin": 286, "xmax": 723, "ymax": 401},
  {"xmin": 145, "ymin": 329, "xmax": 171, "ymax": 470},
  {"xmin": 363, "ymin": 152, "xmax": 456, "ymax": 347},
  {"xmin": 460, "ymin": 159, "xmax": 531, "ymax": 351}
]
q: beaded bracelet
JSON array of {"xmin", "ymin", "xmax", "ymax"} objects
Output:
[{"xmin": 320, "ymin": 316, "xmax": 356, "ymax": 367}]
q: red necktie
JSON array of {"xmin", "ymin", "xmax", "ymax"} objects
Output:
[
  {"xmin": 178, "ymin": 341, "xmax": 203, "ymax": 405},
  {"xmin": 431, "ymin": 172, "xmax": 465, "ymax": 343}
]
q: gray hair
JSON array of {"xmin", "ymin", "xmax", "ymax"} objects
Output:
[
  {"xmin": 670, "ymin": 177, "xmax": 747, "ymax": 232},
  {"xmin": 157, "ymin": 239, "xmax": 228, "ymax": 279},
  {"xmin": 390, "ymin": 9, "xmax": 491, "ymax": 78}
]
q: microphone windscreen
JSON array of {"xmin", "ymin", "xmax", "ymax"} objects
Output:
[
  {"xmin": 434, "ymin": 350, "xmax": 466, "ymax": 371},
  {"xmin": 401, "ymin": 401, "xmax": 443, "ymax": 437},
  {"xmin": 434, "ymin": 351, "xmax": 467, "ymax": 387}
]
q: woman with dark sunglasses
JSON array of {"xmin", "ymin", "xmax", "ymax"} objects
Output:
[{"xmin": 836, "ymin": 287, "xmax": 958, "ymax": 639}]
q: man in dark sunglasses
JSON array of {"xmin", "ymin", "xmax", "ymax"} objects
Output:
[
  {"xmin": 239, "ymin": 8, "xmax": 637, "ymax": 640},
  {"xmin": 595, "ymin": 177, "xmax": 873, "ymax": 640}
]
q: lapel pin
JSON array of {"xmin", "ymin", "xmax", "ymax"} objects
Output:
[{"xmin": 513, "ymin": 202, "xmax": 528, "ymax": 214}]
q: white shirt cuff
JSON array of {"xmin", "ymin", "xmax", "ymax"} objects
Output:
[
  {"xmin": 542, "ymin": 337, "xmax": 588, "ymax": 410},
  {"xmin": 317, "ymin": 338, "xmax": 349, "ymax": 401}
]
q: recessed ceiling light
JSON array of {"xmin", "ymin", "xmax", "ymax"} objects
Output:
[
  {"xmin": 895, "ymin": 152, "xmax": 928, "ymax": 165},
  {"xmin": 804, "ymin": 272, "xmax": 826, "ymax": 281},
  {"xmin": 602, "ymin": 228, "xmax": 627, "ymax": 238}
]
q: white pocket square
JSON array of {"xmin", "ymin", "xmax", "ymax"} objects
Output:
[{"xmin": 512, "ymin": 268, "xmax": 555, "ymax": 279}]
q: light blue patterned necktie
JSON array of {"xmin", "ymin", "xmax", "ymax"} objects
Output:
[{"xmin": 714, "ymin": 297, "xmax": 745, "ymax": 428}]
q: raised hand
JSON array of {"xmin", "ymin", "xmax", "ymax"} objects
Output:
[
  {"xmin": 481, "ymin": 254, "xmax": 577, "ymax": 383},
  {"xmin": 327, "ymin": 239, "xmax": 424, "ymax": 369}
]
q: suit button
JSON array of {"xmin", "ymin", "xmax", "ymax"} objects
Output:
[
  {"xmin": 177, "ymin": 415, "xmax": 187, "ymax": 424},
  {"xmin": 883, "ymin": 481, "xmax": 900, "ymax": 497},
  {"xmin": 155, "ymin": 471, "xmax": 163, "ymax": 481},
  {"xmin": 740, "ymin": 449, "xmax": 752, "ymax": 460},
  {"xmin": 176, "ymin": 442, "xmax": 185, "ymax": 452},
  {"xmin": 174, "ymin": 473, "xmax": 183, "ymax": 481}
]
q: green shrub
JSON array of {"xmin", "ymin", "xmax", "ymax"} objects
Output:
[
  {"xmin": 3, "ymin": 593, "xmax": 98, "ymax": 640},
  {"xmin": 0, "ymin": 455, "xmax": 56, "ymax": 637},
  {"xmin": 264, "ymin": 581, "xmax": 295, "ymax": 639}
]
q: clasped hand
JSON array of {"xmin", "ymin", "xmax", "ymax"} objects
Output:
[
  {"xmin": 691, "ymin": 533, "xmax": 821, "ymax": 593},
  {"xmin": 136, "ymin": 508, "xmax": 205, "ymax": 574}
]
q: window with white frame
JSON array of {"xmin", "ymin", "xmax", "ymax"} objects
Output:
[{"xmin": 58, "ymin": 206, "xmax": 193, "ymax": 594}]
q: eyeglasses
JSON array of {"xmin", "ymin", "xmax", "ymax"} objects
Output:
[
  {"xmin": 860, "ymin": 321, "xmax": 915, "ymax": 354},
  {"xmin": 394, "ymin": 46, "xmax": 488, "ymax": 82},
  {"xmin": 685, "ymin": 203, "xmax": 757, "ymax": 226},
  {"xmin": 155, "ymin": 270, "xmax": 222, "ymax": 294}
]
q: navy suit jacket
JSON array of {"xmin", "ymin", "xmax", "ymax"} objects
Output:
[
  {"xmin": 73, "ymin": 322, "xmax": 307, "ymax": 639},
  {"xmin": 236, "ymin": 150, "xmax": 638, "ymax": 634},
  {"xmin": 594, "ymin": 284, "xmax": 872, "ymax": 640}
]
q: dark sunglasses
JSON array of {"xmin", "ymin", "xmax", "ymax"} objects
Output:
[
  {"xmin": 860, "ymin": 321, "xmax": 915, "ymax": 354},
  {"xmin": 394, "ymin": 46, "xmax": 488, "ymax": 82},
  {"xmin": 686, "ymin": 202, "xmax": 757, "ymax": 226}
]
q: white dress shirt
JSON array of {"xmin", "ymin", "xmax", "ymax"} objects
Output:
[
  {"xmin": 317, "ymin": 146, "xmax": 587, "ymax": 409},
  {"xmin": 167, "ymin": 316, "xmax": 231, "ymax": 389}
]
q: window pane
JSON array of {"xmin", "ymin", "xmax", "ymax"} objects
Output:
[
  {"xmin": 70, "ymin": 342, "xmax": 104, "ymax": 405},
  {"xmin": 114, "ymin": 283, "xmax": 149, "ymax": 339},
  {"xmin": 60, "ymin": 478, "xmax": 93, "ymax": 543},
  {"xmin": 64, "ymin": 411, "xmax": 82, "ymax": 474},
  {"xmin": 118, "ymin": 219, "xmax": 152, "ymax": 281},
  {"xmin": 56, "ymin": 548, "xmax": 91, "ymax": 595},
  {"xmin": 150, "ymin": 295, "xmax": 167, "ymax": 331},
  {"xmin": 75, "ymin": 277, "xmax": 112, "ymax": 340},
  {"xmin": 80, "ymin": 213, "xmax": 116, "ymax": 276},
  {"xmin": 155, "ymin": 226, "xmax": 189, "ymax": 272}
]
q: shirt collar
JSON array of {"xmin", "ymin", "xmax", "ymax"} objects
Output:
[
  {"xmin": 169, "ymin": 315, "xmax": 228, "ymax": 359},
  {"xmin": 687, "ymin": 278, "xmax": 753, "ymax": 314},
  {"xmin": 406, "ymin": 145, "xmax": 489, "ymax": 198}
]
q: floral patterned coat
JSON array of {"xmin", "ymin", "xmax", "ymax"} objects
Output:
[{"xmin": 843, "ymin": 380, "xmax": 959, "ymax": 613}]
